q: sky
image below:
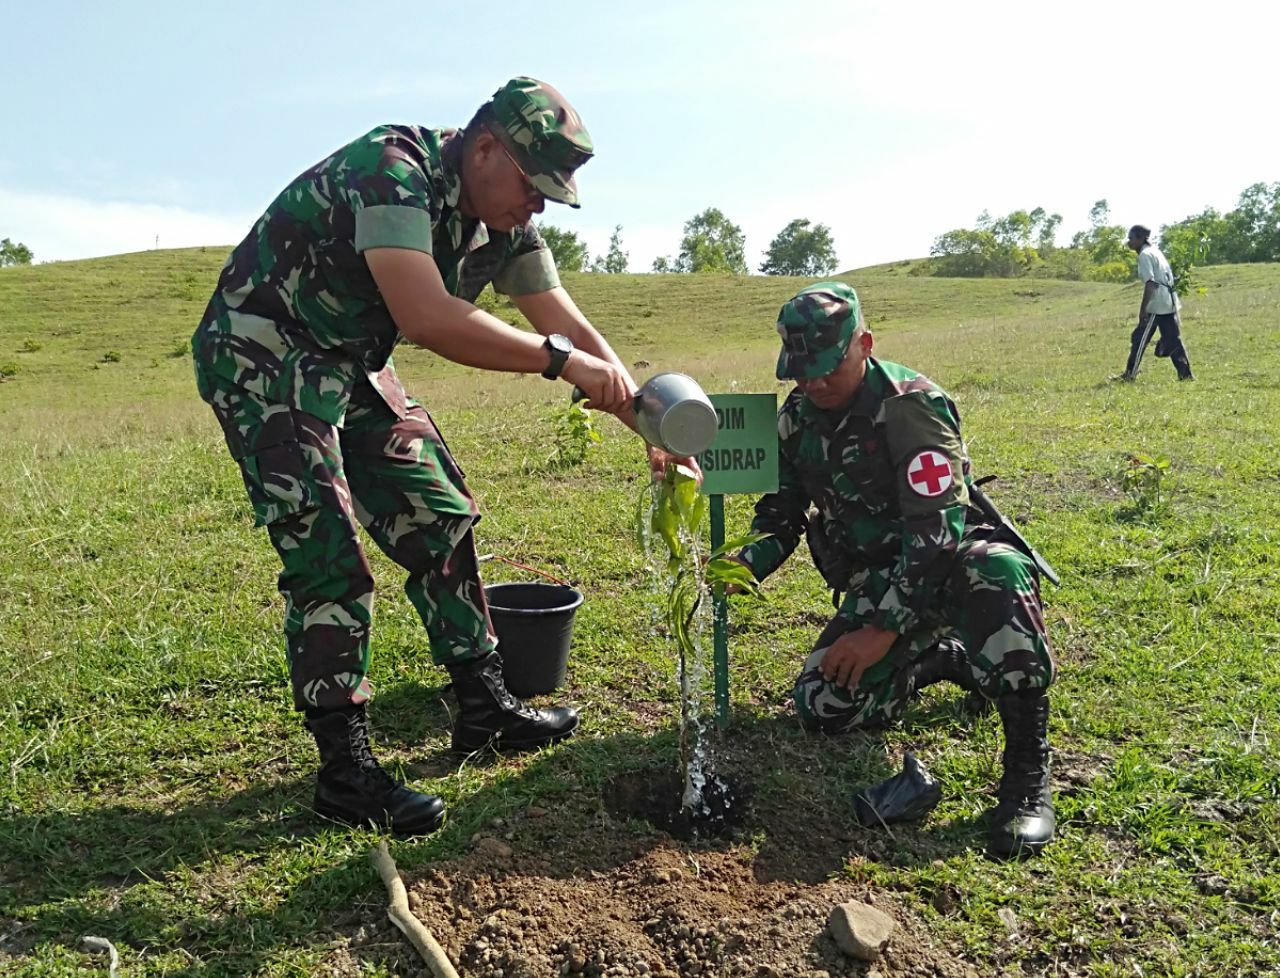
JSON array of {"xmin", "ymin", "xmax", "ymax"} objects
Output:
[{"xmin": 2, "ymin": 0, "xmax": 1277, "ymax": 272}]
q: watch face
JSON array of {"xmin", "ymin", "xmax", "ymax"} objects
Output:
[{"xmin": 549, "ymin": 333, "xmax": 573, "ymax": 355}]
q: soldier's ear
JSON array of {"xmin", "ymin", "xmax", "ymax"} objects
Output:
[{"xmin": 470, "ymin": 129, "xmax": 500, "ymax": 168}]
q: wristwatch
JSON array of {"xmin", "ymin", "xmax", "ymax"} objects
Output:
[{"xmin": 541, "ymin": 333, "xmax": 573, "ymax": 380}]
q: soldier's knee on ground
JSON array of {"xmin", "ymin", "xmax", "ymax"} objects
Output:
[{"xmin": 793, "ymin": 672, "xmax": 887, "ymax": 735}]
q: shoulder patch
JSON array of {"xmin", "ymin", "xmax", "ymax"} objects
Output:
[
  {"xmin": 884, "ymin": 390, "xmax": 970, "ymax": 516},
  {"xmin": 906, "ymin": 449, "xmax": 954, "ymax": 497}
]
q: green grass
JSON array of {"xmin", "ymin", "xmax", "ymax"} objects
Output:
[{"xmin": 1, "ymin": 249, "xmax": 1278, "ymax": 975}]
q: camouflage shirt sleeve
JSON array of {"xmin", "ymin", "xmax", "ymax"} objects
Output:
[
  {"xmin": 341, "ymin": 131, "xmax": 439, "ymax": 256},
  {"xmin": 873, "ymin": 390, "xmax": 971, "ymax": 634},
  {"xmin": 740, "ymin": 405, "xmax": 809, "ymax": 581},
  {"xmin": 492, "ymin": 222, "xmax": 560, "ymax": 296}
]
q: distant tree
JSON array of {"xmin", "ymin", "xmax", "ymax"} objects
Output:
[
  {"xmin": 675, "ymin": 208, "xmax": 748, "ymax": 274},
  {"xmin": 651, "ymin": 255, "xmax": 674, "ymax": 273},
  {"xmin": 1088, "ymin": 199, "xmax": 1111, "ymax": 230},
  {"xmin": 1156, "ymin": 183, "xmax": 1279, "ymax": 268},
  {"xmin": 930, "ymin": 208, "xmax": 1043, "ymax": 278},
  {"xmin": 759, "ymin": 219, "xmax": 838, "ymax": 276},
  {"xmin": 0, "ymin": 238, "xmax": 34, "ymax": 266},
  {"xmin": 1159, "ymin": 209, "xmax": 1226, "ymax": 294},
  {"xmin": 537, "ymin": 223, "xmax": 589, "ymax": 272},
  {"xmin": 1028, "ymin": 207, "xmax": 1063, "ymax": 252},
  {"xmin": 1227, "ymin": 181, "xmax": 1280, "ymax": 262},
  {"xmin": 1066, "ymin": 199, "xmax": 1133, "ymax": 281},
  {"xmin": 929, "ymin": 227, "xmax": 1009, "ymax": 277},
  {"xmin": 591, "ymin": 225, "xmax": 629, "ymax": 273},
  {"xmin": 930, "ymin": 184, "xmax": 1280, "ymax": 284}
]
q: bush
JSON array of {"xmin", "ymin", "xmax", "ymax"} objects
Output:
[
  {"xmin": 1086, "ymin": 261, "xmax": 1134, "ymax": 284},
  {"xmin": 19, "ymin": 339, "xmax": 43, "ymax": 352},
  {"xmin": 1030, "ymin": 248, "xmax": 1090, "ymax": 281},
  {"xmin": 548, "ymin": 402, "xmax": 601, "ymax": 469},
  {"xmin": 102, "ymin": 350, "xmax": 122, "ymax": 363},
  {"xmin": 1120, "ymin": 452, "xmax": 1172, "ymax": 514},
  {"xmin": 0, "ymin": 361, "xmax": 20, "ymax": 378}
]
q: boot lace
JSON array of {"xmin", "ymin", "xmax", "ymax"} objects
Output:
[
  {"xmin": 346, "ymin": 713, "xmax": 397, "ymax": 790},
  {"xmin": 481, "ymin": 661, "xmax": 537, "ymax": 718},
  {"xmin": 998, "ymin": 738, "xmax": 1050, "ymax": 815}
]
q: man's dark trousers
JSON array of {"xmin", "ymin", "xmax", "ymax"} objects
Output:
[{"xmin": 1126, "ymin": 313, "xmax": 1192, "ymax": 379}]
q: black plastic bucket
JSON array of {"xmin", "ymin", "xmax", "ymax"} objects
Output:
[{"xmin": 484, "ymin": 582, "xmax": 584, "ymax": 697}]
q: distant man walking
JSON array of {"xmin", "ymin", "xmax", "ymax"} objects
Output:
[
  {"xmin": 193, "ymin": 77, "xmax": 689, "ymax": 837},
  {"xmin": 1120, "ymin": 225, "xmax": 1193, "ymax": 381}
]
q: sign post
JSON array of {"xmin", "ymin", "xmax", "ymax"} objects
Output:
[{"xmin": 698, "ymin": 393, "xmax": 778, "ymax": 727}]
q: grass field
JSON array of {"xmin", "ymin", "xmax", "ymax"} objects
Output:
[{"xmin": 1, "ymin": 249, "xmax": 1277, "ymax": 976}]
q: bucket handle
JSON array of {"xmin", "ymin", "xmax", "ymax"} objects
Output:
[{"xmin": 477, "ymin": 553, "xmax": 573, "ymax": 588}]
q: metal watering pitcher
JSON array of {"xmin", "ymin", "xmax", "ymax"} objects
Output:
[
  {"xmin": 633, "ymin": 372, "xmax": 719, "ymax": 457},
  {"xmin": 574, "ymin": 372, "xmax": 718, "ymax": 457}
]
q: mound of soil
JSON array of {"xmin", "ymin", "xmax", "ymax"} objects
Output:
[{"xmin": 344, "ymin": 829, "xmax": 979, "ymax": 978}]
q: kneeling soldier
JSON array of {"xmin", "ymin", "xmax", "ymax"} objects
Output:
[{"xmin": 735, "ymin": 282, "xmax": 1057, "ymax": 858}]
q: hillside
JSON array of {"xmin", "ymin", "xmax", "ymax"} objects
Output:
[
  {"xmin": 4, "ymin": 245, "xmax": 1256, "ymax": 409},
  {"xmin": 1, "ymin": 250, "xmax": 1278, "ymax": 977}
]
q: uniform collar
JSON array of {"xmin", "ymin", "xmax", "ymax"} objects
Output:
[
  {"xmin": 439, "ymin": 130, "xmax": 490, "ymax": 254},
  {"xmin": 848, "ymin": 357, "xmax": 887, "ymax": 417}
]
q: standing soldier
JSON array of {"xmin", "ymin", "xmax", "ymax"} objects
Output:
[
  {"xmin": 194, "ymin": 77, "xmax": 689, "ymax": 836},
  {"xmin": 734, "ymin": 282, "xmax": 1057, "ymax": 858},
  {"xmin": 1120, "ymin": 224, "xmax": 1194, "ymax": 381}
]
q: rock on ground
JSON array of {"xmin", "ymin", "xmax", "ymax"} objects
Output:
[{"xmin": 827, "ymin": 900, "xmax": 897, "ymax": 961}]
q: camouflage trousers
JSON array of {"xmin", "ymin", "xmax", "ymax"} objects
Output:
[
  {"xmin": 795, "ymin": 524, "xmax": 1054, "ymax": 733},
  {"xmin": 201, "ymin": 372, "xmax": 497, "ymax": 711}
]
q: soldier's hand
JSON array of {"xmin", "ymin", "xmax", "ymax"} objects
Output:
[
  {"xmin": 821, "ymin": 626, "xmax": 897, "ymax": 690},
  {"xmin": 647, "ymin": 445, "xmax": 704, "ymax": 484},
  {"xmin": 561, "ymin": 351, "xmax": 633, "ymax": 414}
]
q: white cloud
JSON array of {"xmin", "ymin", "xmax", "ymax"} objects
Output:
[{"xmin": 0, "ymin": 187, "xmax": 250, "ymax": 262}]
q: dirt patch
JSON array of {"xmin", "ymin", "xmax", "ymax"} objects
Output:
[
  {"xmin": 328, "ymin": 715, "xmax": 988, "ymax": 976},
  {"xmin": 367, "ymin": 843, "xmax": 979, "ymax": 978}
]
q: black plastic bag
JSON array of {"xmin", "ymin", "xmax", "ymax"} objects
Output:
[{"xmin": 853, "ymin": 752, "xmax": 943, "ymax": 827}]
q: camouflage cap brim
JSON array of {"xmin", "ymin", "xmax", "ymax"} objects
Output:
[
  {"xmin": 775, "ymin": 343, "xmax": 843, "ymax": 381},
  {"xmin": 529, "ymin": 169, "xmax": 580, "ymax": 208}
]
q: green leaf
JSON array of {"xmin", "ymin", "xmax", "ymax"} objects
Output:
[
  {"xmin": 709, "ymin": 531, "xmax": 769, "ymax": 559},
  {"xmin": 651, "ymin": 489, "xmax": 683, "ymax": 562},
  {"xmin": 706, "ymin": 560, "xmax": 760, "ymax": 595},
  {"xmin": 689, "ymin": 492, "xmax": 708, "ymax": 537}
]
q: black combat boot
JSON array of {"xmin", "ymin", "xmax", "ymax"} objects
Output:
[
  {"xmin": 447, "ymin": 651, "xmax": 579, "ymax": 753},
  {"xmin": 910, "ymin": 639, "xmax": 973, "ymax": 694},
  {"xmin": 988, "ymin": 688, "xmax": 1055, "ymax": 858},
  {"xmin": 910, "ymin": 640, "xmax": 991, "ymax": 714},
  {"xmin": 305, "ymin": 705, "xmax": 445, "ymax": 836}
]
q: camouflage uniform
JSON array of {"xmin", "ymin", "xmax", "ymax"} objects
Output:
[
  {"xmin": 740, "ymin": 284, "xmax": 1055, "ymax": 733},
  {"xmin": 194, "ymin": 79, "xmax": 593, "ymax": 711}
]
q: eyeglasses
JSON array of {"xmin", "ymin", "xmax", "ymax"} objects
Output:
[{"xmin": 486, "ymin": 127, "xmax": 543, "ymax": 203}]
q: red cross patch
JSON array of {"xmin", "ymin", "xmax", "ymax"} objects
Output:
[{"xmin": 906, "ymin": 450, "xmax": 954, "ymax": 497}]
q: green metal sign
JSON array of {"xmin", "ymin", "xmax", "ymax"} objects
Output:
[{"xmin": 699, "ymin": 393, "xmax": 779, "ymax": 496}]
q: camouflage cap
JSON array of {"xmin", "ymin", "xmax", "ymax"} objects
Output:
[
  {"xmin": 774, "ymin": 281, "xmax": 862, "ymax": 380},
  {"xmin": 487, "ymin": 76, "xmax": 594, "ymax": 208}
]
